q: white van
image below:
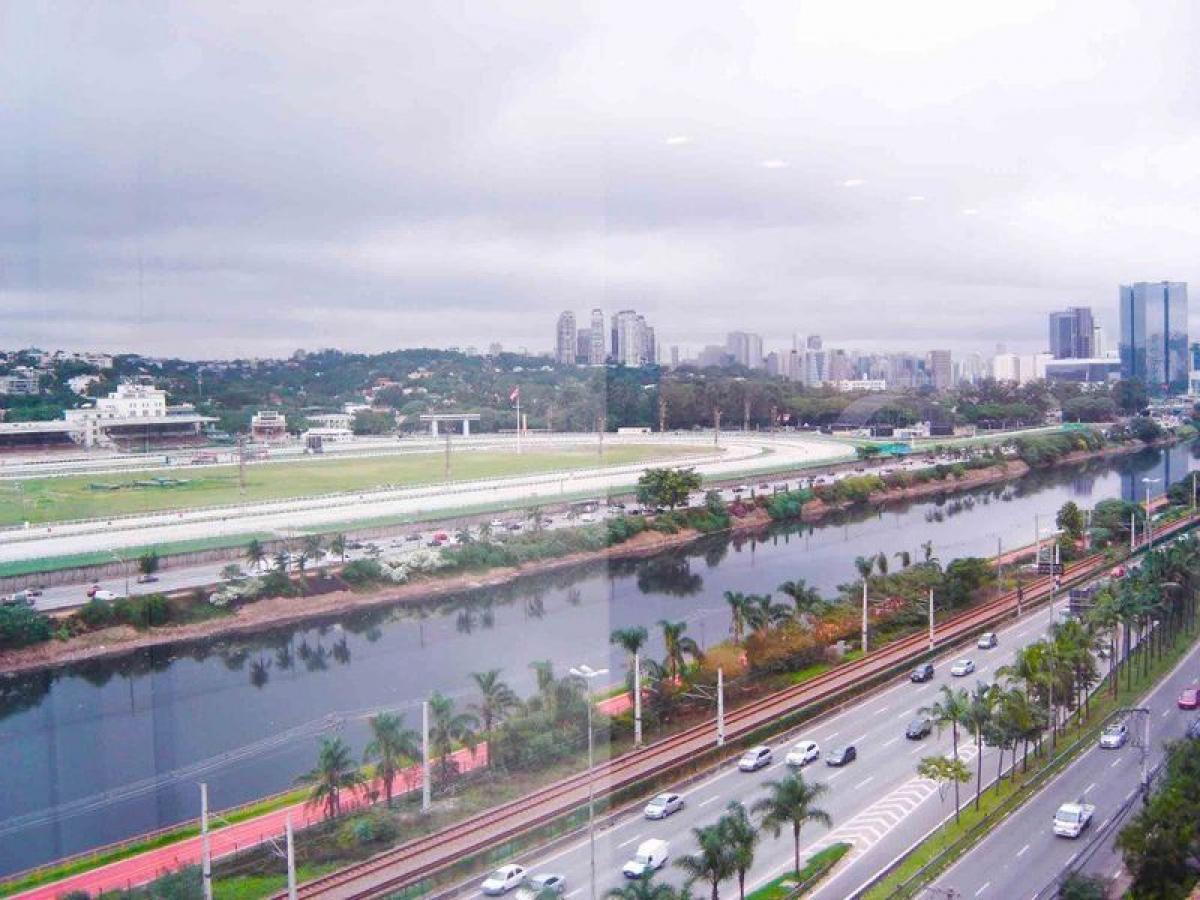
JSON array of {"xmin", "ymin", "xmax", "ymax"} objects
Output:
[{"xmin": 622, "ymin": 838, "xmax": 669, "ymax": 878}]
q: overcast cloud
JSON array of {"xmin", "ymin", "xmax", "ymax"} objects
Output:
[{"xmin": 3, "ymin": 1, "xmax": 1200, "ymax": 358}]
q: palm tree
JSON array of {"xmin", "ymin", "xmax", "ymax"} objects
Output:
[
  {"xmin": 875, "ymin": 551, "xmax": 889, "ymax": 576},
  {"xmin": 244, "ymin": 538, "xmax": 266, "ymax": 572},
  {"xmin": 611, "ymin": 626, "xmax": 650, "ymax": 747},
  {"xmin": 428, "ymin": 691, "xmax": 479, "ymax": 786},
  {"xmin": 469, "ymin": 669, "xmax": 518, "ymax": 734},
  {"xmin": 329, "ymin": 533, "xmax": 347, "ymax": 564},
  {"xmin": 658, "ymin": 620, "xmax": 701, "ymax": 682},
  {"xmin": 920, "ymin": 685, "xmax": 970, "ymax": 820},
  {"xmin": 720, "ymin": 801, "xmax": 759, "ymax": 900},
  {"xmin": 363, "ymin": 712, "xmax": 420, "ymax": 805},
  {"xmin": 743, "ymin": 594, "xmax": 791, "ymax": 636},
  {"xmin": 296, "ymin": 736, "xmax": 365, "ymax": 819},
  {"xmin": 723, "ymin": 591, "xmax": 748, "ymax": 642},
  {"xmin": 920, "ymin": 540, "xmax": 940, "ymax": 569},
  {"xmin": 751, "ymin": 773, "xmax": 833, "ymax": 877},
  {"xmin": 854, "ymin": 555, "xmax": 874, "ymax": 652},
  {"xmin": 675, "ymin": 823, "xmax": 734, "ymax": 900},
  {"xmin": 302, "ymin": 534, "xmax": 323, "ymax": 564},
  {"xmin": 777, "ymin": 579, "xmax": 824, "ymax": 622},
  {"xmin": 605, "ymin": 873, "xmax": 678, "ymax": 900},
  {"xmin": 963, "ymin": 682, "xmax": 996, "ymax": 810},
  {"xmin": 894, "ymin": 550, "xmax": 912, "ymax": 569},
  {"xmin": 273, "ymin": 548, "xmax": 290, "ymax": 574}
]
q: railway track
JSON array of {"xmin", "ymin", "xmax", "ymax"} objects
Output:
[{"xmin": 293, "ymin": 515, "xmax": 1195, "ymax": 899}]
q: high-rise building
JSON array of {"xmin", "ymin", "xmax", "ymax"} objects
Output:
[
  {"xmin": 929, "ymin": 350, "xmax": 952, "ymax": 391},
  {"xmin": 575, "ymin": 329, "xmax": 592, "ymax": 361},
  {"xmin": 806, "ymin": 335, "xmax": 823, "ymax": 351},
  {"xmin": 1048, "ymin": 307, "xmax": 1094, "ymax": 359},
  {"xmin": 1119, "ymin": 282, "xmax": 1189, "ymax": 393},
  {"xmin": 613, "ymin": 310, "xmax": 652, "ymax": 367},
  {"xmin": 555, "ymin": 311, "xmax": 577, "ymax": 365},
  {"xmin": 725, "ymin": 331, "xmax": 764, "ymax": 369},
  {"xmin": 670, "ymin": 345, "xmax": 680, "ymax": 368},
  {"xmin": 589, "ymin": 309, "xmax": 606, "ymax": 365},
  {"xmin": 765, "ymin": 351, "xmax": 782, "ymax": 377},
  {"xmin": 991, "ymin": 353, "xmax": 1020, "ymax": 383}
]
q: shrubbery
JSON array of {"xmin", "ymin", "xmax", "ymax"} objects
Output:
[{"xmin": 0, "ymin": 604, "xmax": 53, "ymax": 649}]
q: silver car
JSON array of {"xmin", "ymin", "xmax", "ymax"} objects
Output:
[
  {"xmin": 644, "ymin": 792, "xmax": 684, "ymax": 819},
  {"xmin": 1099, "ymin": 722, "xmax": 1128, "ymax": 749}
]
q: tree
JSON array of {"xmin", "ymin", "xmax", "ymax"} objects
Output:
[
  {"xmin": 220, "ymin": 563, "xmax": 244, "ymax": 582},
  {"xmin": 720, "ymin": 801, "xmax": 759, "ymax": 900},
  {"xmin": 469, "ymin": 669, "xmax": 518, "ymax": 734},
  {"xmin": 1056, "ymin": 501, "xmax": 1085, "ymax": 542},
  {"xmin": 329, "ymin": 533, "xmax": 348, "ymax": 563},
  {"xmin": 658, "ymin": 620, "xmax": 701, "ymax": 681},
  {"xmin": 920, "ymin": 685, "xmax": 970, "ymax": 820},
  {"xmin": 963, "ymin": 681, "xmax": 997, "ymax": 810},
  {"xmin": 244, "ymin": 538, "xmax": 266, "ymax": 573},
  {"xmin": 751, "ymin": 773, "xmax": 833, "ymax": 877},
  {"xmin": 605, "ymin": 873, "xmax": 679, "ymax": 900},
  {"xmin": 636, "ymin": 467, "xmax": 703, "ymax": 510},
  {"xmin": 675, "ymin": 822, "xmax": 734, "ymax": 900},
  {"xmin": 1057, "ymin": 872, "xmax": 1108, "ymax": 900},
  {"xmin": 302, "ymin": 534, "xmax": 323, "ymax": 564},
  {"xmin": 1112, "ymin": 379, "xmax": 1148, "ymax": 415},
  {"xmin": 137, "ymin": 551, "xmax": 160, "ymax": 577},
  {"xmin": 428, "ymin": 691, "xmax": 479, "ymax": 786},
  {"xmin": 296, "ymin": 736, "xmax": 365, "ymax": 819},
  {"xmin": 724, "ymin": 591, "xmax": 748, "ymax": 643},
  {"xmin": 363, "ymin": 712, "xmax": 419, "ymax": 806},
  {"xmin": 611, "ymin": 626, "xmax": 650, "ymax": 747},
  {"xmin": 351, "ymin": 409, "xmax": 396, "ymax": 435},
  {"xmin": 855, "ymin": 444, "xmax": 882, "ymax": 461},
  {"xmin": 777, "ymin": 579, "xmax": 824, "ymax": 622},
  {"xmin": 917, "ymin": 756, "xmax": 971, "ymax": 821}
]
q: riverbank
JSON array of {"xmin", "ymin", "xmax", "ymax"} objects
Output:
[{"xmin": 0, "ymin": 437, "xmax": 1171, "ymax": 677}]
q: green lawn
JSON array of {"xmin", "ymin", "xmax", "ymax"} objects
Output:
[{"xmin": 0, "ymin": 445, "xmax": 705, "ymax": 527}]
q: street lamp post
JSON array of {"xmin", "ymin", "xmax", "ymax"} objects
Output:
[
  {"xmin": 109, "ymin": 549, "xmax": 130, "ymax": 597},
  {"xmin": 1143, "ymin": 477, "xmax": 1161, "ymax": 552},
  {"xmin": 570, "ymin": 663, "xmax": 608, "ymax": 900},
  {"xmin": 1039, "ymin": 527, "xmax": 1064, "ymax": 623}
]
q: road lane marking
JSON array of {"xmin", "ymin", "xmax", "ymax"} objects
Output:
[
  {"xmin": 1111, "ymin": 758, "xmax": 1122, "ymax": 768},
  {"xmin": 854, "ymin": 776, "xmax": 875, "ymax": 790},
  {"xmin": 566, "ymin": 890, "xmax": 582, "ymax": 898},
  {"xmin": 617, "ymin": 834, "xmax": 642, "ymax": 848},
  {"xmin": 822, "ymin": 731, "xmax": 839, "ymax": 742},
  {"xmin": 698, "ymin": 795, "xmax": 721, "ymax": 807},
  {"xmin": 910, "ymin": 744, "xmax": 927, "ymax": 755},
  {"xmin": 873, "ymin": 705, "xmax": 890, "ymax": 715},
  {"xmin": 827, "ymin": 769, "xmax": 847, "ymax": 781},
  {"xmin": 1162, "ymin": 710, "xmax": 1170, "ymax": 718},
  {"xmin": 975, "ymin": 882, "xmax": 990, "ymax": 896},
  {"xmin": 1084, "ymin": 782, "xmax": 1096, "ymax": 794},
  {"xmin": 1016, "ymin": 843, "xmax": 1029, "ymax": 857},
  {"xmin": 882, "ymin": 737, "xmax": 900, "ymax": 748}
]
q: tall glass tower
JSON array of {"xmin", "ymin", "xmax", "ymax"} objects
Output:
[{"xmin": 1119, "ymin": 281, "xmax": 1188, "ymax": 394}]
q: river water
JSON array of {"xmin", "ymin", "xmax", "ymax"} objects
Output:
[{"xmin": 1, "ymin": 443, "xmax": 1194, "ymax": 875}]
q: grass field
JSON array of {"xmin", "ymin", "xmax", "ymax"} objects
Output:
[{"xmin": 0, "ymin": 445, "xmax": 705, "ymax": 527}]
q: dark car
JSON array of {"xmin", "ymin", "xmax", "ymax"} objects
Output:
[
  {"xmin": 826, "ymin": 745, "xmax": 857, "ymax": 767},
  {"xmin": 906, "ymin": 718, "xmax": 933, "ymax": 740},
  {"xmin": 911, "ymin": 663, "xmax": 934, "ymax": 683},
  {"xmin": 406, "ymin": 533, "xmax": 423, "ymax": 542}
]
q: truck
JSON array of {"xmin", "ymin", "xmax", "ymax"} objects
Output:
[
  {"xmin": 1053, "ymin": 801, "xmax": 1095, "ymax": 838},
  {"xmin": 622, "ymin": 839, "xmax": 669, "ymax": 878}
]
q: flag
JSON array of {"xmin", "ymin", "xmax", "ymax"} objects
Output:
[{"xmin": 509, "ymin": 386, "xmax": 520, "ymax": 404}]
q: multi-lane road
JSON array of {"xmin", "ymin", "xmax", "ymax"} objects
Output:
[
  {"xmin": 931, "ymin": 627, "xmax": 1200, "ymax": 899},
  {"xmin": 439, "ymin": 595, "xmax": 1135, "ymax": 900}
]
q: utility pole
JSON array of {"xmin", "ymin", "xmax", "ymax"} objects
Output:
[
  {"xmin": 658, "ymin": 394, "xmax": 667, "ymax": 433},
  {"xmin": 570, "ymin": 664, "xmax": 607, "ymax": 900},
  {"xmin": 742, "ymin": 395, "xmax": 750, "ymax": 432},
  {"xmin": 716, "ymin": 667, "xmax": 725, "ymax": 747},
  {"xmin": 633, "ymin": 650, "xmax": 642, "ymax": 748},
  {"xmin": 928, "ymin": 587, "xmax": 935, "ymax": 651},
  {"xmin": 201, "ymin": 783, "xmax": 213, "ymax": 900},
  {"xmin": 1193, "ymin": 471, "xmax": 1197, "ymax": 513},
  {"xmin": 421, "ymin": 700, "xmax": 431, "ymax": 812},
  {"xmin": 286, "ymin": 814, "xmax": 297, "ymax": 900},
  {"xmin": 443, "ymin": 431, "xmax": 451, "ymax": 480},
  {"xmin": 996, "ymin": 536, "xmax": 1003, "ymax": 599},
  {"xmin": 516, "ymin": 390, "xmax": 522, "ymax": 455},
  {"xmin": 713, "ymin": 408, "xmax": 722, "ymax": 447},
  {"xmin": 596, "ymin": 415, "xmax": 605, "ymax": 461},
  {"xmin": 237, "ymin": 435, "xmax": 246, "ymax": 495},
  {"xmin": 1130, "ymin": 510, "xmax": 1137, "ymax": 554},
  {"xmin": 861, "ymin": 575, "xmax": 870, "ymax": 654}
]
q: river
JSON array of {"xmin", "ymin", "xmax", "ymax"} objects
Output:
[{"xmin": 0, "ymin": 442, "xmax": 1194, "ymax": 875}]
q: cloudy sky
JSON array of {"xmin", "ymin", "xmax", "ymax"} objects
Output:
[{"xmin": 3, "ymin": 1, "xmax": 1200, "ymax": 359}]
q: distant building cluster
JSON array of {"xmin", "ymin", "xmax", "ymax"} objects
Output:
[{"xmin": 555, "ymin": 308, "xmax": 657, "ymax": 367}]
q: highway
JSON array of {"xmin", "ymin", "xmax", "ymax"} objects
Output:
[{"xmin": 930, "ymin": 627, "xmax": 1200, "ymax": 899}]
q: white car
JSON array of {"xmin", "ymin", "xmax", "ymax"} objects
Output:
[
  {"xmin": 90, "ymin": 589, "xmax": 120, "ymax": 602},
  {"xmin": 643, "ymin": 792, "xmax": 684, "ymax": 819},
  {"xmin": 1099, "ymin": 722, "xmax": 1129, "ymax": 749},
  {"xmin": 738, "ymin": 746, "xmax": 773, "ymax": 771},
  {"xmin": 1053, "ymin": 802, "xmax": 1095, "ymax": 838},
  {"xmin": 482, "ymin": 865, "xmax": 527, "ymax": 895},
  {"xmin": 976, "ymin": 632, "xmax": 998, "ymax": 649},
  {"xmin": 623, "ymin": 839, "xmax": 669, "ymax": 878},
  {"xmin": 950, "ymin": 659, "xmax": 976, "ymax": 677},
  {"xmin": 785, "ymin": 741, "xmax": 820, "ymax": 767}
]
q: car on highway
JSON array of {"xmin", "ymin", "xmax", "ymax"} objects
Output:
[
  {"xmin": 136, "ymin": 574, "xmax": 159, "ymax": 584},
  {"xmin": 622, "ymin": 838, "xmax": 669, "ymax": 878},
  {"xmin": 522, "ymin": 874, "xmax": 566, "ymax": 896},
  {"xmin": 977, "ymin": 632, "xmax": 998, "ymax": 649},
  {"xmin": 0, "ymin": 592, "xmax": 34, "ymax": 608},
  {"xmin": 1178, "ymin": 686, "xmax": 1200, "ymax": 710},
  {"xmin": 406, "ymin": 533, "xmax": 423, "ymax": 542},
  {"xmin": 785, "ymin": 740, "xmax": 820, "ymax": 767},
  {"xmin": 905, "ymin": 718, "xmax": 933, "ymax": 740},
  {"xmin": 738, "ymin": 746, "xmax": 773, "ymax": 771},
  {"xmin": 1053, "ymin": 802, "xmax": 1095, "ymax": 838},
  {"xmin": 643, "ymin": 792, "xmax": 684, "ymax": 819},
  {"xmin": 825, "ymin": 745, "xmax": 857, "ymax": 767},
  {"xmin": 90, "ymin": 589, "xmax": 120, "ymax": 602},
  {"xmin": 1099, "ymin": 722, "xmax": 1129, "ymax": 749},
  {"xmin": 910, "ymin": 662, "xmax": 935, "ymax": 683},
  {"xmin": 950, "ymin": 659, "xmax": 976, "ymax": 677},
  {"xmin": 481, "ymin": 865, "xmax": 527, "ymax": 895},
  {"xmin": 490, "ymin": 519, "xmax": 506, "ymax": 529}
]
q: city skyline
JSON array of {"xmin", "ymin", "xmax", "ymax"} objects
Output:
[{"xmin": 6, "ymin": 3, "xmax": 1200, "ymax": 356}]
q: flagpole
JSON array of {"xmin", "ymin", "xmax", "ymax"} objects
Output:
[{"xmin": 516, "ymin": 391, "xmax": 522, "ymax": 455}]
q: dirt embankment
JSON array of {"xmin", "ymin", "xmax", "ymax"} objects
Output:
[{"xmin": 0, "ymin": 439, "xmax": 1172, "ymax": 676}]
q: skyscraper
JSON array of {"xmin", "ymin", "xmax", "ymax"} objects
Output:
[
  {"xmin": 589, "ymin": 309, "xmax": 605, "ymax": 365},
  {"xmin": 725, "ymin": 331, "xmax": 764, "ymax": 369},
  {"xmin": 1048, "ymin": 307, "xmax": 1094, "ymax": 359},
  {"xmin": 555, "ymin": 311, "xmax": 576, "ymax": 365},
  {"xmin": 575, "ymin": 329, "xmax": 591, "ymax": 361},
  {"xmin": 1119, "ymin": 282, "xmax": 1189, "ymax": 393},
  {"xmin": 613, "ymin": 310, "xmax": 646, "ymax": 366},
  {"xmin": 928, "ymin": 350, "xmax": 952, "ymax": 391}
]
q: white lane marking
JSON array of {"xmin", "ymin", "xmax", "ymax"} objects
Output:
[
  {"xmin": 827, "ymin": 769, "xmax": 847, "ymax": 781},
  {"xmin": 1111, "ymin": 758, "xmax": 1122, "ymax": 768},
  {"xmin": 910, "ymin": 744, "xmax": 927, "ymax": 755},
  {"xmin": 882, "ymin": 737, "xmax": 900, "ymax": 748},
  {"xmin": 1162, "ymin": 709, "xmax": 1171, "ymax": 718},
  {"xmin": 854, "ymin": 776, "xmax": 875, "ymax": 790},
  {"xmin": 566, "ymin": 890, "xmax": 583, "ymax": 898},
  {"xmin": 698, "ymin": 795, "xmax": 721, "ymax": 807},
  {"xmin": 617, "ymin": 834, "xmax": 642, "ymax": 848},
  {"xmin": 873, "ymin": 705, "xmax": 890, "ymax": 715},
  {"xmin": 1016, "ymin": 843, "xmax": 1029, "ymax": 857},
  {"xmin": 1084, "ymin": 782, "xmax": 1096, "ymax": 794},
  {"xmin": 1067, "ymin": 852, "xmax": 1078, "ymax": 866},
  {"xmin": 853, "ymin": 733, "xmax": 869, "ymax": 745},
  {"xmin": 822, "ymin": 730, "xmax": 840, "ymax": 742},
  {"xmin": 975, "ymin": 882, "xmax": 990, "ymax": 896}
]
